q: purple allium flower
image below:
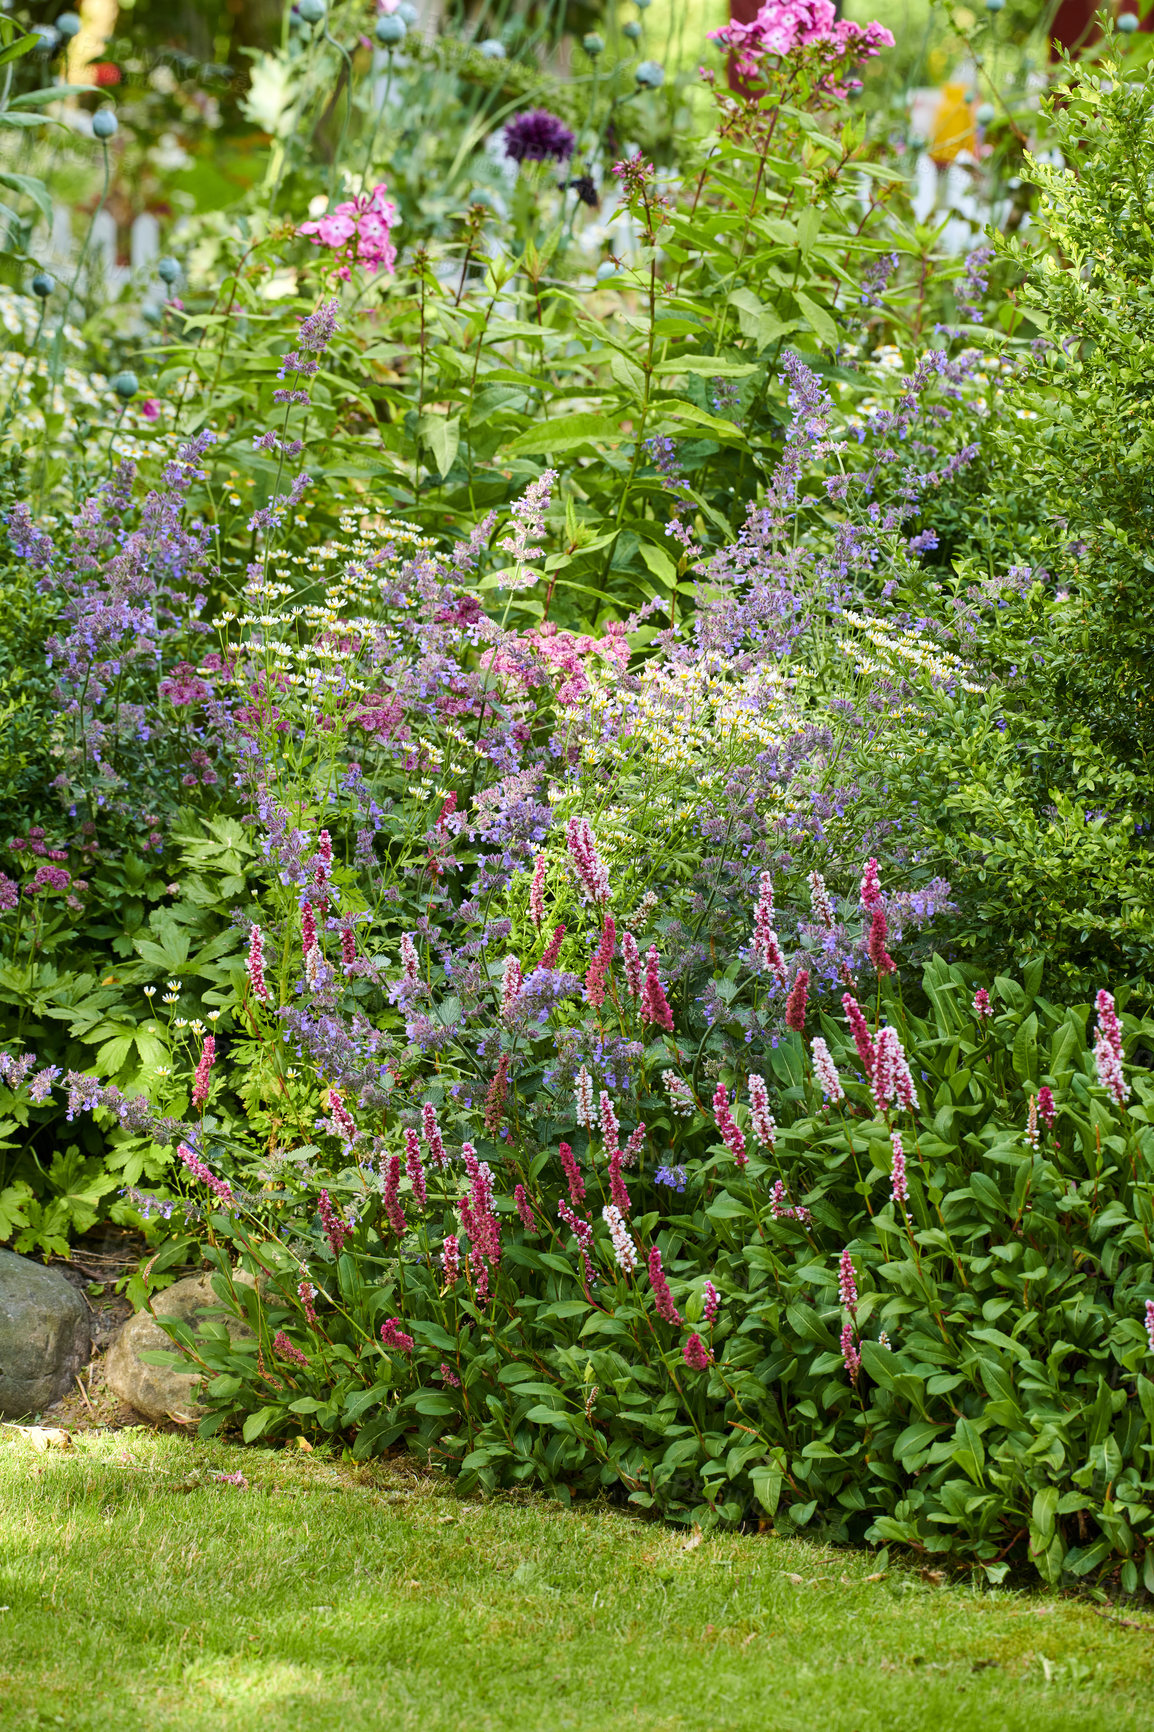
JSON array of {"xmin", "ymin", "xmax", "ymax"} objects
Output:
[{"xmin": 504, "ymin": 109, "xmax": 575, "ymax": 164}]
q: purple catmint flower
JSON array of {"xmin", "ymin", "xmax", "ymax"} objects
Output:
[
  {"xmin": 712, "ymin": 1082, "xmax": 747, "ymax": 1168},
  {"xmin": 683, "ymin": 1333, "xmax": 712, "ymax": 1371},
  {"xmin": 655, "ymin": 1164, "xmax": 687, "ymax": 1192},
  {"xmin": 647, "ymin": 1246, "xmax": 682, "ymax": 1323},
  {"xmin": 504, "ymin": 109, "xmax": 575, "ymax": 164},
  {"xmin": 380, "ymin": 1318, "xmax": 414, "ymax": 1354},
  {"xmin": 748, "ymin": 1074, "xmax": 776, "ymax": 1148},
  {"xmin": 890, "ymin": 1129, "xmax": 908, "ymax": 1208},
  {"xmin": 841, "ymin": 1324, "xmax": 862, "ymax": 1383},
  {"xmin": 567, "ymin": 817, "xmax": 609, "ymax": 906},
  {"xmin": 640, "ymin": 947, "xmax": 674, "ymax": 1032},
  {"xmin": 602, "ymin": 1203, "xmax": 637, "ymax": 1274},
  {"xmin": 498, "ymin": 469, "xmax": 557, "ymax": 577},
  {"xmin": 973, "ymin": 987, "xmax": 992, "ymax": 1020},
  {"xmin": 838, "ymin": 1248, "xmax": 858, "ymax": 1312},
  {"xmin": 27, "ymin": 1065, "xmax": 60, "ymax": 1105},
  {"xmin": 811, "ymin": 1037, "xmax": 845, "ymax": 1105}
]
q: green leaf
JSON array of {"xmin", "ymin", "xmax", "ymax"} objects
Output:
[
  {"xmin": 0, "ymin": 171, "xmax": 51, "ymax": 224},
  {"xmin": 505, "ymin": 414, "xmax": 623, "ymax": 455},
  {"xmin": 418, "ymin": 412, "xmax": 461, "ymax": 478},
  {"xmin": 793, "ymin": 291, "xmax": 838, "ymax": 350},
  {"xmin": 241, "ymin": 1407, "xmax": 278, "ymax": 1442}
]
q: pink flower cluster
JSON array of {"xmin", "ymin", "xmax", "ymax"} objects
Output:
[
  {"xmin": 640, "ymin": 946, "xmax": 674, "ymax": 1031},
  {"xmin": 712, "ymin": 1081, "xmax": 748, "ymax": 1168},
  {"xmin": 770, "ymin": 1180, "xmax": 811, "ymax": 1223},
  {"xmin": 709, "ymin": 0, "xmax": 894, "ymax": 93},
  {"xmin": 810, "ymin": 1037, "xmax": 844, "ymax": 1104},
  {"xmin": 567, "ymin": 816, "xmax": 610, "ymax": 905},
  {"xmin": 1094, "ymin": 989, "xmax": 1129, "ymax": 1108},
  {"xmin": 318, "ymin": 1187, "xmax": 352, "ymax": 1256},
  {"xmin": 178, "ymin": 1141, "xmax": 233, "ymax": 1207},
  {"xmin": 190, "ymin": 1035, "xmax": 215, "ymax": 1111},
  {"xmin": 299, "ymin": 183, "xmax": 398, "ymax": 280},
  {"xmin": 380, "ymin": 1317, "xmax": 414, "ymax": 1353},
  {"xmin": 585, "ymin": 914, "xmax": 616, "ymax": 1009}
]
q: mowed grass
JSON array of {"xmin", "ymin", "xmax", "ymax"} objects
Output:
[{"xmin": 1, "ymin": 1431, "xmax": 1152, "ymax": 1732}]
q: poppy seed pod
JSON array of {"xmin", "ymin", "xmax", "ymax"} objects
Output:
[
  {"xmin": 376, "ymin": 14, "xmax": 406, "ymax": 43},
  {"xmin": 479, "ymin": 38, "xmax": 506, "ymax": 58},
  {"xmin": 112, "ymin": 371, "xmax": 139, "ymax": 400},
  {"xmin": 622, "ymin": 19, "xmax": 641, "ymax": 39},
  {"xmin": 297, "ymin": 0, "xmax": 326, "ymax": 23},
  {"xmin": 32, "ymin": 271, "xmax": 55, "ymax": 298},
  {"xmin": 56, "ymin": 11, "xmax": 82, "ymax": 36},
  {"xmin": 157, "ymin": 256, "xmax": 180, "ymax": 285},
  {"xmin": 92, "ymin": 109, "xmax": 118, "ymax": 139},
  {"xmin": 1118, "ymin": 11, "xmax": 1140, "ymax": 30},
  {"xmin": 583, "ymin": 32, "xmax": 605, "ymax": 56},
  {"xmin": 635, "ymin": 59, "xmax": 664, "ymax": 87}
]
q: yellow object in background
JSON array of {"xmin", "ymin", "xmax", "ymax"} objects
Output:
[{"xmin": 929, "ymin": 83, "xmax": 977, "ymax": 165}]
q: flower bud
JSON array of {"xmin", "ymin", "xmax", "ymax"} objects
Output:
[
  {"xmin": 984, "ymin": 0, "xmax": 1004, "ymax": 10},
  {"xmin": 157, "ymin": 255, "xmax": 180, "ymax": 285},
  {"xmin": 1118, "ymin": 10, "xmax": 1140, "ymax": 30},
  {"xmin": 583, "ymin": 32, "xmax": 605, "ymax": 56},
  {"xmin": 33, "ymin": 25, "xmax": 59, "ymax": 54},
  {"xmin": 398, "ymin": 1, "xmax": 418, "ymax": 20},
  {"xmin": 92, "ymin": 108, "xmax": 118, "ymax": 139},
  {"xmin": 976, "ymin": 101, "xmax": 995, "ymax": 125},
  {"xmin": 31, "ymin": 271, "xmax": 55, "ymax": 298},
  {"xmin": 376, "ymin": 14, "xmax": 406, "ymax": 44},
  {"xmin": 297, "ymin": 0, "xmax": 326, "ymax": 23},
  {"xmin": 112, "ymin": 370, "xmax": 139, "ymax": 400},
  {"xmin": 622, "ymin": 19, "xmax": 642, "ymax": 40},
  {"xmin": 479, "ymin": 37, "xmax": 506, "ymax": 58},
  {"xmin": 56, "ymin": 11, "xmax": 82, "ymax": 36},
  {"xmin": 634, "ymin": 59, "xmax": 664, "ymax": 86}
]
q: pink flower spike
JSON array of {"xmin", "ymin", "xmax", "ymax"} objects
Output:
[
  {"xmin": 622, "ymin": 931, "xmax": 643, "ymax": 998},
  {"xmin": 566, "ymin": 816, "xmax": 610, "ymax": 906},
  {"xmin": 602, "ymin": 1203, "xmax": 637, "ymax": 1274},
  {"xmin": 890, "ymin": 1129, "xmax": 908, "ymax": 1208},
  {"xmin": 973, "ymin": 987, "xmax": 992, "ymax": 1020},
  {"xmin": 441, "ymin": 1233, "xmax": 460, "ymax": 1285},
  {"xmin": 647, "ymin": 1246, "xmax": 682, "ymax": 1323},
  {"xmin": 190, "ymin": 1034, "xmax": 216, "ymax": 1111},
  {"xmin": 559, "ymin": 1140, "xmax": 585, "ymax": 1208},
  {"xmin": 860, "ymin": 857, "xmax": 883, "ymax": 912},
  {"xmin": 529, "ymin": 852, "xmax": 547, "ymax": 928},
  {"xmin": 318, "ymin": 1187, "xmax": 353, "ymax": 1256},
  {"xmin": 867, "ymin": 906, "xmax": 896, "ymax": 976},
  {"xmin": 1038, "ymin": 1085, "xmax": 1056, "ymax": 1132},
  {"xmin": 712, "ymin": 1081, "xmax": 747, "ymax": 1168},
  {"xmin": 811, "ymin": 1037, "xmax": 845, "ymax": 1105},
  {"xmin": 838, "ymin": 1248, "xmax": 858, "ymax": 1312},
  {"xmin": 403, "ymin": 1126, "xmax": 427, "ymax": 1207},
  {"xmin": 608, "ymin": 1150, "xmax": 631, "ymax": 1214},
  {"xmin": 598, "ymin": 1090, "xmax": 620, "ymax": 1152},
  {"xmin": 748, "ymin": 1074, "xmax": 776, "ymax": 1148},
  {"xmin": 640, "ymin": 946, "xmax": 674, "ymax": 1031},
  {"xmin": 247, "ymin": 924, "xmax": 269, "ymax": 1001},
  {"xmin": 1146, "ymin": 1299, "xmax": 1154, "ymax": 1356},
  {"xmin": 380, "ymin": 1317, "xmax": 414, "ymax": 1353},
  {"xmin": 683, "ymin": 1333, "xmax": 712, "ymax": 1370},
  {"xmin": 514, "ymin": 1184, "xmax": 538, "ymax": 1233},
  {"xmin": 784, "ymin": 969, "xmax": 809, "ymax": 1032},
  {"xmin": 842, "ymin": 993, "xmax": 877, "ymax": 1079},
  {"xmin": 841, "ymin": 1323, "xmax": 862, "ymax": 1383},
  {"xmin": 703, "ymin": 1279, "xmax": 720, "ymax": 1326},
  {"xmin": 421, "ymin": 1103, "xmax": 447, "ymax": 1169}
]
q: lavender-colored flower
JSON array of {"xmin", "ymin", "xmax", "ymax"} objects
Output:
[
  {"xmin": 504, "ymin": 110, "xmax": 575, "ymax": 164},
  {"xmin": 655, "ymin": 1164, "xmax": 687, "ymax": 1192}
]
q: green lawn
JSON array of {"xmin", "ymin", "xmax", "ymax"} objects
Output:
[{"xmin": 1, "ymin": 1429, "xmax": 1151, "ymax": 1732}]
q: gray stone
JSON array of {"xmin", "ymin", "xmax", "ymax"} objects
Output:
[
  {"xmin": 104, "ymin": 1272, "xmax": 253, "ymax": 1424},
  {"xmin": 0, "ymin": 1250, "xmax": 91, "ymax": 1419}
]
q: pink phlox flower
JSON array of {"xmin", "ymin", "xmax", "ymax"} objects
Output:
[
  {"xmin": 608, "ymin": 1149, "xmax": 631, "ymax": 1214},
  {"xmin": 380, "ymin": 1317, "xmax": 414, "ymax": 1353},
  {"xmin": 838, "ymin": 1247, "xmax": 858, "ymax": 1312},
  {"xmin": 811, "ymin": 1036, "xmax": 845, "ymax": 1105},
  {"xmin": 598, "ymin": 1090, "xmax": 620, "ymax": 1151},
  {"xmin": 514, "ymin": 1184, "xmax": 538, "ymax": 1233},
  {"xmin": 325, "ymin": 1087, "xmax": 358, "ymax": 1144},
  {"xmin": 575, "ymin": 1066, "xmax": 595, "ymax": 1129},
  {"xmin": 784, "ymin": 969, "xmax": 809, "ymax": 1032},
  {"xmin": 422, "ymin": 1103, "xmax": 448, "ymax": 1169},
  {"xmin": 841, "ymin": 1323, "xmax": 862, "ymax": 1382},
  {"xmin": 602, "ymin": 1202, "xmax": 637, "ymax": 1274},
  {"xmin": 872, "ymin": 1026, "xmax": 917, "ymax": 1115},
  {"xmin": 640, "ymin": 946, "xmax": 674, "ymax": 1031},
  {"xmin": 382, "ymin": 1156, "xmax": 407, "ymax": 1237},
  {"xmin": 683, "ymin": 1333, "xmax": 712, "ymax": 1370},
  {"xmin": 566, "ymin": 815, "xmax": 610, "ymax": 906},
  {"xmin": 622, "ymin": 931, "xmax": 643, "ymax": 997},
  {"xmin": 647, "ymin": 1246, "xmax": 682, "ymax": 1324},
  {"xmin": 866, "ymin": 905, "xmax": 896, "ymax": 976},
  {"xmin": 529, "ymin": 852, "xmax": 548, "ymax": 927},
  {"xmin": 890, "ymin": 1129, "xmax": 908, "ymax": 1207},
  {"xmin": 190, "ymin": 1034, "xmax": 216, "ymax": 1111},
  {"xmin": 585, "ymin": 914, "xmax": 616, "ymax": 1008},
  {"xmin": 178, "ymin": 1141, "xmax": 233, "ymax": 1207},
  {"xmin": 403, "ymin": 1126, "xmax": 427, "ymax": 1207},
  {"xmin": 299, "ymin": 183, "xmax": 398, "ymax": 276},
  {"xmin": 860, "ymin": 857, "xmax": 883, "ymax": 912},
  {"xmin": 712, "ymin": 1081, "xmax": 748, "ymax": 1168},
  {"xmin": 808, "ymin": 870, "xmax": 835, "ymax": 930},
  {"xmin": 841, "ymin": 993, "xmax": 877, "ymax": 1078},
  {"xmin": 559, "ymin": 1140, "xmax": 585, "ymax": 1207},
  {"xmin": 748, "ymin": 1074, "xmax": 776, "ymax": 1148},
  {"xmin": 500, "ymin": 954, "xmax": 523, "ymax": 1019},
  {"xmin": 273, "ymin": 1330, "xmax": 308, "ymax": 1367},
  {"xmin": 318, "ymin": 1186, "xmax": 353, "ymax": 1255}
]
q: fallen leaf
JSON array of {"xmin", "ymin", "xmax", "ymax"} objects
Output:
[
  {"xmin": 682, "ymin": 1526, "xmax": 704, "ymax": 1552},
  {"xmin": 785, "ymin": 1573, "xmax": 805, "ymax": 1585},
  {"xmin": 295, "ymin": 1436, "xmax": 313, "ymax": 1452},
  {"xmin": 864, "ymin": 1572, "xmax": 888, "ymax": 1582},
  {"xmin": 919, "ymin": 1569, "xmax": 946, "ymax": 1586},
  {"xmin": 22, "ymin": 1427, "xmax": 72, "ymax": 1452}
]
